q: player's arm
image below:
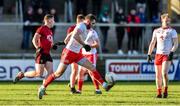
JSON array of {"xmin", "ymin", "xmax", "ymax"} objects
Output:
[
  {"xmin": 170, "ymin": 37, "xmax": 178, "ymax": 52},
  {"xmin": 64, "ymin": 31, "xmax": 73, "ymax": 44},
  {"xmin": 90, "ymin": 39, "xmax": 100, "ymax": 48},
  {"xmin": 148, "ymin": 32, "xmax": 157, "ymax": 55},
  {"xmin": 73, "ymin": 29, "xmax": 91, "ymax": 51},
  {"xmin": 168, "ymin": 37, "xmax": 178, "ymax": 61},
  {"xmin": 73, "ymin": 29, "xmax": 86, "ymax": 45},
  {"xmin": 32, "ymin": 33, "xmax": 41, "ymax": 49},
  {"xmin": 147, "ymin": 31, "xmax": 157, "ymax": 62}
]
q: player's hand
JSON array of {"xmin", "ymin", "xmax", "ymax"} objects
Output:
[
  {"xmin": 83, "ymin": 44, "xmax": 91, "ymax": 51},
  {"xmin": 54, "ymin": 41, "xmax": 66, "ymax": 46},
  {"xmin": 147, "ymin": 55, "xmax": 152, "ymax": 63},
  {"xmin": 52, "ymin": 45, "xmax": 58, "ymax": 50},
  {"xmin": 168, "ymin": 52, "xmax": 174, "ymax": 61}
]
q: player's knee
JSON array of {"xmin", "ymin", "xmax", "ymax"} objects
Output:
[{"xmin": 35, "ymin": 72, "xmax": 42, "ymax": 77}]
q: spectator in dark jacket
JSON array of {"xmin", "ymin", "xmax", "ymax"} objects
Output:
[
  {"xmin": 21, "ymin": 6, "xmax": 34, "ymax": 49},
  {"xmin": 50, "ymin": 8, "xmax": 59, "ymax": 36},
  {"xmin": 99, "ymin": 6, "xmax": 110, "ymax": 53},
  {"xmin": 127, "ymin": 9, "xmax": 140, "ymax": 55},
  {"xmin": 114, "ymin": 7, "xmax": 126, "ymax": 55}
]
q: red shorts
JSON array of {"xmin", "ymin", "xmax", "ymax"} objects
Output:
[
  {"xmin": 83, "ymin": 54, "xmax": 97, "ymax": 65},
  {"xmin": 60, "ymin": 48, "xmax": 84, "ymax": 65},
  {"xmin": 35, "ymin": 53, "xmax": 52, "ymax": 64},
  {"xmin": 155, "ymin": 54, "xmax": 168, "ymax": 65}
]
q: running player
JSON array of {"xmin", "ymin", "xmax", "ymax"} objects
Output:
[
  {"xmin": 65, "ymin": 14, "xmax": 85, "ymax": 94},
  {"xmin": 77, "ymin": 22, "xmax": 102, "ymax": 94},
  {"xmin": 38, "ymin": 14, "xmax": 115, "ymax": 99},
  {"xmin": 14, "ymin": 14, "xmax": 59, "ymax": 85},
  {"xmin": 147, "ymin": 13, "xmax": 178, "ymax": 98}
]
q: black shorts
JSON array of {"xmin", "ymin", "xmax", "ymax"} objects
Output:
[{"xmin": 35, "ymin": 53, "xmax": 53, "ymax": 64}]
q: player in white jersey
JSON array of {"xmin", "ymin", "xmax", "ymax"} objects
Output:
[
  {"xmin": 77, "ymin": 28, "xmax": 102, "ymax": 94},
  {"xmin": 147, "ymin": 13, "xmax": 178, "ymax": 98},
  {"xmin": 38, "ymin": 14, "xmax": 115, "ymax": 99}
]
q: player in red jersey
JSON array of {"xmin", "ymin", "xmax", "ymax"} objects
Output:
[
  {"xmin": 14, "ymin": 14, "xmax": 60, "ymax": 85},
  {"xmin": 38, "ymin": 14, "xmax": 115, "ymax": 99},
  {"xmin": 64, "ymin": 14, "xmax": 85, "ymax": 94},
  {"xmin": 147, "ymin": 13, "xmax": 178, "ymax": 98}
]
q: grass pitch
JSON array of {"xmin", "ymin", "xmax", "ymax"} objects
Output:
[{"xmin": 0, "ymin": 81, "xmax": 180, "ymax": 105}]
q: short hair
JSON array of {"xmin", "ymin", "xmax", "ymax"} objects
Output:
[
  {"xmin": 85, "ymin": 14, "xmax": 96, "ymax": 21},
  {"xmin": 44, "ymin": 14, "xmax": 54, "ymax": 20},
  {"xmin": 76, "ymin": 14, "xmax": 85, "ymax": 20},
  {"xmin": 161, "ymin": 12, "xmax": 169, "ymax": 19}
]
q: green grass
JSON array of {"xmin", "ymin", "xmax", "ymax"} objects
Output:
[{"xmin": 0, "ymin": 81, "xmax": 180, "ymax": 105}]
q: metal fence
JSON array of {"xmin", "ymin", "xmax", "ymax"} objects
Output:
[{"xmin": 0, "ymin": 22, "xmax": 179, "ymax": 59}]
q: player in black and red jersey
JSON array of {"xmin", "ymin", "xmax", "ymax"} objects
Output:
[{"xmin": 13, "ymin": 14, "xmax": 62, "ymax": 84}]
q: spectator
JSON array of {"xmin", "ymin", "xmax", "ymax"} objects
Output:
[
  {"xmin": 148, "ymin": 0, "xmax": 160, "ymax": 21},
  {"xmin": 136, "ymin": 7, "xmax": 147, "ymax": 53},
  {"xmin": 92, "ymin": 0, "xmax": 102, "ymax": 16},
  {"xmin": 76, "ymin": 0, "xmax": 88, "ymax": 15},
  {"xmin": 0, "ymin": 0, "xmax": 4, "ymax": 21},
  {"xmin": 50, "ymin": 8, "xmax": 59, "ymax": 35},
  {"xmin": 127, "ymin": 9, "xmax": 140, "ymax": 55},
  {"xmin": 33, "ymin": 8, "xmax": 44, "ymax": 35},
  {"xmin": 98, "ymin": 5, "xmax": 110, "ymax": 53},
  {"xmin": 21, "ymin": 6, "xmax": 34, "ymax": 50},
  {"xmin": 114, "ymin": 7, "xmax": 126, "ymax": 55},
  {"xmin": 135, "ymin": 0, "xmax": 146, "ymax": 12}
]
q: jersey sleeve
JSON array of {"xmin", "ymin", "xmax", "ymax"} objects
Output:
[
  {"xmin": 75, "ymin": 24, "xmax": 84, "ymax": 33},
  {"xmin": 36, "ymin": 27, "xmax": 44, "ymax": 35},
  {"xmin": 93, "ymin": 30, "xmax": 99, "ymax": 39},
  {"xmin": 171, "ymin": 29, "xmax": 178, "ymax": 38},
  {"xmin": 67, "ymin": 26, "xmax": 74, "ymax": 34}
]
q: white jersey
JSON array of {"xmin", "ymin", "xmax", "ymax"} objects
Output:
[
  {"xmin": 82, "ymin": 28, "xmax": 99, "ymax": 55},
  {"xmin": 66, "ymin": 22, "xmax": 87, "ymax": 53},
  {"xmin": 152, "ymin": 27, "xmax": 177, "ymax": 54}
]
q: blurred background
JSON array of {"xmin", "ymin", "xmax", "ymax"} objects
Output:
[
  {"xmin": 0, "ymin": 0, "xmax": 179, "ymax": 81},
  {"xmin": 0, "ymin": 0, "xmax": 179, "ymax": 55}
]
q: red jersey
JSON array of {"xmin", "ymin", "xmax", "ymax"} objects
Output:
[
  {"xmin": 36, "ymin": 25, "xmax": 53, "ymax": 54},
  {"xmin": 67, "ymin": 25, "xmax": 76, "ymax": 35}
]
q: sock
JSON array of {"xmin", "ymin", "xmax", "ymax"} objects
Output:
[
  {"xmin": 164, "ymin": 87, "xmax": 168, "ymax": 93},
  {"xmin": 91, "ymin": 70, "xmax": 104, "ymax": 85},
  {"xmin": 89, "ymin": 73, "xmax": 99, "ymax": 90},
  {"xmin": 78, "ymin": 80, "xmax": 83, "ymax": 91},
  {"xmin": 44, "ymin": 73, "xmax": 55, "ymax": 88},
  {"xmin": 157, "ymin": 88, "xmax": 162, "ymax": 95}
]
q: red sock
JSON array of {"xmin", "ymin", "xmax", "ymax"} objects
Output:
[
  {"xmin": 78, "ymin": 80, "xmax": 83, "ymax": 91},
  {"xmin": 89, "ymin": 72, "xmax": 99, "ymax": 89},
  {"xmin": 157, "ymin": 88, "xmax": 162, "ymax": 95},
  {"xmin": 164, "ymin": 87, "xmax": 168, "ymax": 93},
  {"xmin": 44, "ymin": 73, "xmax": 55, "ymax": 88},
  {"xmin": 91, "ymin": 70, "xmax": 104, "ymax": 85}
]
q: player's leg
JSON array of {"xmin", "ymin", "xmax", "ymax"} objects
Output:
[
  {"xmin": 14, "ymin": 64, "xmax": 44, "ymax": 83},
  {"xmin": 38, "ymin": 62, "xmax": 68, "ymax": 99},
  {"xmin": 44, "ymin": 61, "xmax": 53, "ymax": 84},
  {"xmin": 86, "ymin": 54, "xmax": 102, "ymax": 94},
  {"xmin": 155, "ymin": 65, "xmax": 163, "ymax": 98},
  {"xmin": 161, "ymin": 61, "xmax": 171, "ymax": 98},
  {"xmin": 77, "ymin": 66, "xmax": 86, "ymax": 93},
  {"xmin": 77, "ymin": 58, "xmax": 115, "ymax": 91},
  {"xmin": 88, "ymin": 71, "xmax": 102, "ymax": 94},
  {"xmin": 69, "ymin": 63, "xmax": 78, "ymax": 93}
]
